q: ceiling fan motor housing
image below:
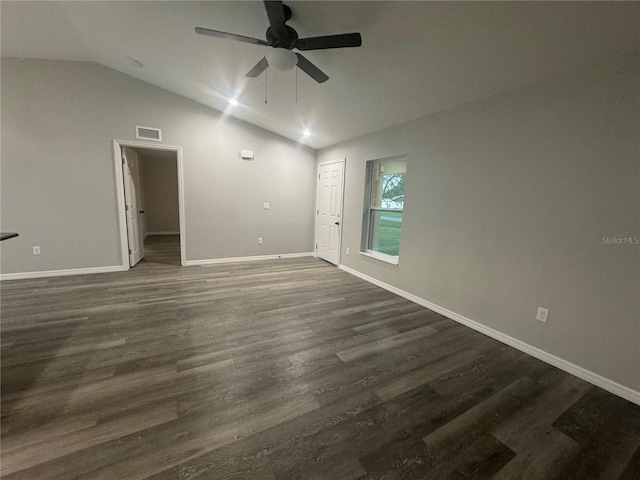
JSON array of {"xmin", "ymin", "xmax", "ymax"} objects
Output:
[{"xmin": 266, "ymin": 25, "xmax": 298, "ymax": 49}]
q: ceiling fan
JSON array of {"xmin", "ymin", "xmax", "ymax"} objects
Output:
[{"xmin": 195, "ymin": 0, "xmax": 362, "ymax": 83}]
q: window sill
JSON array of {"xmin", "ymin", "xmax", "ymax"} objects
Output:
[{"xmin": 359, "ymin": 250, "xmax": 399, "ymax": 265}]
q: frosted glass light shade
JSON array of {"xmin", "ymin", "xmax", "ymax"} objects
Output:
[{"xmin": 266, "ymin": 48, "xmax": 298, "ymax": 71}]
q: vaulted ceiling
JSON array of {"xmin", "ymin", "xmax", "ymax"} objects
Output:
[{"xmin": 2, "ymin": 1, "xmax": 639, "ymax": 149}]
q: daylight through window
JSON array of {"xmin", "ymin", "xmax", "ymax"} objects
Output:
[{"xmin": 363, "ymin": 157, "xmax": 406, "ymax": 262}]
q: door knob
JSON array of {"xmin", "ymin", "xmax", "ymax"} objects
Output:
[
  {"xmin": 335, "ymin": 221, "xmax": 340, "ymax": 225},
  {"xmin": 139, "ymin": 210, "xmax": 145, "ymax": 214}
]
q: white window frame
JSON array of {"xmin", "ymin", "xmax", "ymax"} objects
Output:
[{"xmin": 360, "ymin": 156, "xmax": 406, "ymax": 265}]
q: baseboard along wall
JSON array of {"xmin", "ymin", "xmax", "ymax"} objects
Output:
[
  {"xmin": 183, "ymin": 252, "xmax": 314, "ymax": 266},
  {"xmin": 0, "ymin": 265, "xmax": 128, "ymax": 281},
  {"xmin": 338, "ymin": 264, "xmax": 640, "ymax": 407}
]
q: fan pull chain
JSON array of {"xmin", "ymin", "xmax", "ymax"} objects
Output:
[
  {"xmin": 264, "ymin": 70, "xmax": 268, "ymax": 104},
  {"xmin": 295, "ymin": 67, "xmax": 298, "ymax": 104}
]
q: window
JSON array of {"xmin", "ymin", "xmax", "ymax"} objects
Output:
[{"xmin": 362, "ymin": 157, "xmax": 406, "ymax": 264}]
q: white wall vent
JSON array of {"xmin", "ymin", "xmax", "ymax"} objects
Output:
[{"xmin": 135, "ymin": 126, "xmax": 162, "ymax": 141}]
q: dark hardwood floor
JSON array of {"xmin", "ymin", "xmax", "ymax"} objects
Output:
[
  {"xmin": 141, "ymin": 234, "xmax": 182, "ymax": 266},
  {"xmin": 1, "ymin": 239, "xmax": 639, "ymax": 479}
]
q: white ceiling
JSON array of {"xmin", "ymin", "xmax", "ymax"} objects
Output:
[{"xmin": 2, "ymin": 1, "xmax": 639, "ymax": 149}]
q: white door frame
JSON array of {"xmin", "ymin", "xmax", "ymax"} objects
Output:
[
  {"xmin": 113, "ymin": 139, "xmax": 186, "ymax": 268},
  {"xmin": 314, "ymin": 158, "xmax": 346, "ymax": 266}
]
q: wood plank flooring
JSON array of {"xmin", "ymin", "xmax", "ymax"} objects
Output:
[{"xmin": 2, "ymin": 237, "xmax": 639, "ymax": 479}]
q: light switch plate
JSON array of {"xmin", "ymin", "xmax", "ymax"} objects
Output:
[{"xmin": 536, "ymin": 307, "xmax": 549, "ymax": 323}]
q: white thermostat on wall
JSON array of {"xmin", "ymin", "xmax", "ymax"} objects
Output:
[{"xmin": 240, "ymin": 150, "xmax": 254, "ymax": 160}]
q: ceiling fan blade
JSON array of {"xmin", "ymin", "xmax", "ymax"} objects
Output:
[
  {"xmin": 295, "ymin": 53, "xmax": 329, "ymax": 83},
  {"xmin": 246, "ymin": 57, "xmax": 269, "ymax": 78},
  {"xmin": 263, "ymin": 0, "xmax": 287, "ymax": 40},
  {"xmin": 195, "ymin": 27, "xmax": 268, "ymax": 46},
  {"xmin": 295, "ymin": 33, "xmax": 362, "ymax": 51}
]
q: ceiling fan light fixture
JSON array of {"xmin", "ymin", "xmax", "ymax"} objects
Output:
[{"xmin": 265, "ymin": 48, "xmax": 298, "ymax": 71}]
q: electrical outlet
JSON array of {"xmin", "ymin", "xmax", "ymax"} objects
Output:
[
  {"xmin": 346, "ymin": 247, "xmax": 350, "ymax": 255},
  {"xmin": 536, "ymin": 307, "xmax": 549, "ymax": 323},
  {"xmin": 262, "ymin": 203, "xmax": 270, "ymax": 210},
  {"xmin": 32, "ymin": 246, "xmax": 41, "ymax": 255},
  {"xmin": 258, "ymin": 237, "xmax": 263, "ymax": 245}
]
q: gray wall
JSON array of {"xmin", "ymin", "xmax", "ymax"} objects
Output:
[
  {"xmin": 1, "ymin": 58, "xmax": 316, "ymax": 273},
  {"xmin": 318, "ymin": 55, "xmax": 640, "ymax": 392},
  {"xmin": 138, "ymin": 155, "xmax": 179, "ymax": 235}
]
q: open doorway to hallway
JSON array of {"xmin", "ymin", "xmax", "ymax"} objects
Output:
[{"xmin": 114, "ymin": 140, "xmax": 185, "ymax": 269}]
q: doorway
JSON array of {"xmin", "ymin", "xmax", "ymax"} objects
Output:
[
  {"xmin": 315, "ymin": 158, "xmax": 345, "ymax": 265},
  {"xmin": 113, "ymin": 140, "xmax": 186, "ymax": 269}
]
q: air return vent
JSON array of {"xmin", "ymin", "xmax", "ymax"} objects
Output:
[{"xmin": 135, "ymin": 126, "xmax": 162, "ymax": 141}]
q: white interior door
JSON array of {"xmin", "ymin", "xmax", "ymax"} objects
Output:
[
  {"xmin": 121, "ymin": 147, "xmax": 144, "ymax": 267},
  {"xmin": 315, "ymin": 159, "xmax": 344, "ymax": 265}
]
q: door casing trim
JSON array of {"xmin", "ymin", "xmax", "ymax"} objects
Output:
[
  {"xmin": 314, "ymin": 158, "xmax": 346, "ymax": 266},
  {"xmin": 113, "ymin": 139, "xmax": 186, "ymax": 269}
]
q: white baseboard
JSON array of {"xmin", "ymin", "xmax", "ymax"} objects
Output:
[
  {"xmin": 146, "ymin": 231, "xmax": 180, "ymax": 236},
  {"xmin": 339, "ymin": 264, "xmax": 640, "ymax": 406},
  {"xmin": 184, "ymin": 252, "xmax": 314, "ymax": 266},
  {"xmin": 0, "ymin": 265, "xmax": 128, "ymax": 281}
]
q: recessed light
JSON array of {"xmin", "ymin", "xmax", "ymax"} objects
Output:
[{"xmin": 228, "ymin": 97, "xmax": 239, "ymax": 106}]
